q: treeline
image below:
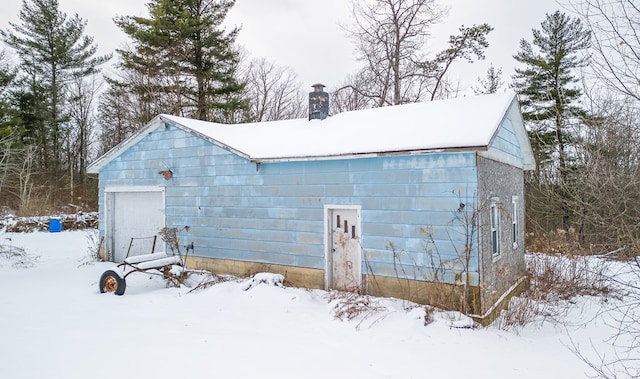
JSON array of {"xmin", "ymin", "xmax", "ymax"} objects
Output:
[
  {"xmin": 511, "ymin": 3, "xmax": 640, "ymax": 256},
  {"xmin": 0, "ymin": 0, "xmax": 492, "ymax": 212},
  {"xmin": 1, "ymin": 0, "xmax": 639, "ymax": 255},
  {"xmin": 0, "ymin": 0, "xmax": 309, "ymax": 212}
]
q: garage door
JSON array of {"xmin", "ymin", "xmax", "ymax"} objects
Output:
[{"xmin": 107, "ymin": 190, "xmax": 165, "ymax": 262}]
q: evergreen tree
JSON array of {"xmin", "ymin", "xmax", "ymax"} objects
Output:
[
  {"xmin": 115, "ymin": 0, "xmax": 247, "ymax": 122},
  {"xmin": 424, "ymin": 23, "xmax": 493, "ymax": 100},
  {"xmin": 512, "ymin": 10, "xmax": 591, "ymax": 231},
  {"xmin": 0, "ymin": 50, "xmax": 20, "ymax": 137},
  {"xmin": 1, "ymin": 0, "xmax": 110, "ymax": 183},
  {"xmin": 512, "ymin": 11, "xmax": 590, "ymax": 182},
  {"xmin": 473, "ymin": 64, "xmax": 503, "ymax": 95}
]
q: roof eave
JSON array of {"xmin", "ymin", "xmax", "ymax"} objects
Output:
[
  {"xmin": 159, "ymin": 115, "xmax": 252, "ymax": 161},
  {"xmin": 251, "ymin": 145, "xmax": 489, "ymax": 163},
  {"xmin": 86, "ymin": 115, "xmax": 254, "ymax": 174},
  {"xmin": 87, "ymin": 116, "xmax": 166, "ymax": 174},
  {"xmin": 509, "ymin": 96, "xmax": 536, "ymax": 171},
  {"xmin": 484, "ymin": 94, "xmax": 536, "ymax": 171}
]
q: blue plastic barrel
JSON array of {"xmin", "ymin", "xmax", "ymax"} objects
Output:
[{"xmin": 49, "ymin": 218, "xmax": 62, "ymax": 233}]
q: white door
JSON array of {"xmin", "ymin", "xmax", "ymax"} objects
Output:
[
  {"xmin": 328, "ymin": 208, "xmax": 362, "ymax": 291},
  {"xmin": 108, "ymin": 190, "xmax": 165, "ymax": 262}
]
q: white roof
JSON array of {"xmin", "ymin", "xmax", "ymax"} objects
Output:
[{"xmin": 88, "ymin": 91, "xmax": 532, "ymax": 172}]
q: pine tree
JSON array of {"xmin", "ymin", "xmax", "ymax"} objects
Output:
[
  {"xmin": 0, "ymin": 50, "xmax": 19, "ymax": 137},
  {"xmin": 473, "ymin": 65, "xmax": 503, "ymax": 95},
  {"xmin": 115, "ymin": 0, "xmax": 247, "ymax": 122},
  {"xmin": 512, "ymin": 11, "xmax": 590, "ymax": 181},
  {"xmin": 512, "ymin": 10, "xmax": 591, "ymax": 231},
  {"xmin": 1, "ymin": 0, "xmax": 110, "ymax": 183},
  {"xmin": 424, "ymin": 23, "xmax": 494, "ymax": 100}
]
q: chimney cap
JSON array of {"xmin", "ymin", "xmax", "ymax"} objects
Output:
[{"xmin": 311, "ymin": 83, "xmax": 326, "ymax": 91}]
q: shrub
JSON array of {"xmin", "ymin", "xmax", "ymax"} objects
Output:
[{"xmin": 495, "ymin": 252, "xmax": 613, "ymax": 330}]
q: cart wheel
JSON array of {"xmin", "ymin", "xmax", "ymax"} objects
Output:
[{"xmin": 99, "ymin": 270, "xmax": 126, "ymax": 295}]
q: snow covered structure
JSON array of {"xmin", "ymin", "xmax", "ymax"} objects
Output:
[{"xmin": 88, "ymin": 91, "xmax": 534, "ymax": 319}]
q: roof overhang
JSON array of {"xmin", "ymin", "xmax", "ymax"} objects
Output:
[
  {"xmin": 87, "ymin": 116, "xmax": 166, "ymax": 174},
  {"xmin": 87, "ymin": 115, "xmax": 253, "ymax": 174},
  {"xmin": 250, "ymin": 145, "xmax": 489, "ymax": 163},
  {"xmin": 507, "ymin": 96, "xmax": 536, "ymax": 171},
  {"xmin": 87, "ymin": 92, "xmax": 531, "ymax": 174}
]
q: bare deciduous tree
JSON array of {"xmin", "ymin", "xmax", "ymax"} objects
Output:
[
  {"xmin": 0, "ymin": 136, "xmax": 37, "ymax": 212},
  {"xmin": 242, "ymin": 57, "xmax": 305, "ymax": 122},
  {"xmin": 17, "ymin": 145, "xmax": 35, "ymax": 212},
  {"xmin": 330, "ymin": 72, "xmax": 377, "ymax": 114},
  {"xmin": 571, "ymin": 255, "xmax": 640, "ymax": 379},
  {"xmin": 565, "ymin": 93, "xmax": 640, "ymax": 254},
  {"xmin": 67, "ymin": 72, "xmax": 101, "ymax": 200},
  {"xmin": 341, "ymin": 0, "xmax": 448, "ymax": 106},
  {"xmin": 339, "ymin": 0, "xmax": 492, "ymax": 106},
  {"xmin": 572, "ymin": 0, "xmax": 640, "ymax": 101},
  {"xmin": 96, "ymin": 67, "xmax": 179, "ymax": 154},
  {"xmin": 96, "ymin": 77, "xmax": 135, "ymax": 155}
]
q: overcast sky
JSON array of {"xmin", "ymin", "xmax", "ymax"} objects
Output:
[{"xmin": 1, "ymin": 0, "xmax": 563, "ymax": 94}]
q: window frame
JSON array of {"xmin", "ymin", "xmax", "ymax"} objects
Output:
[
  {"xmin": 490, "ymin": 201, "xmax": 501, "ymax": 257},
  {"xmin": 511, "ymin": 196, "xmax": 518, "ymax": 249}
]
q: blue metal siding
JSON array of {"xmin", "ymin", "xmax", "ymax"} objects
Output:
[
  {"xmin": 97, "ymin": 124, "xmax": 480, "ymax": 285},
  {"xmin": 489, "ymin": 116, "xmax": 525, "ymax": 167}
]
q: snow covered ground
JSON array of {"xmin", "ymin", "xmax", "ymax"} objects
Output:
[{"xmin": 0, "ymin": 230, "xmax": 636, "ymax": 378}]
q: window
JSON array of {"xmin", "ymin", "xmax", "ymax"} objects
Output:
[
  {"xmin": 512, "ymin": 197, "xmax": 518, "ymax": 248},
  {"xmin": 490, "ymin": 202, "xmax": 500, "ymax": 256}
]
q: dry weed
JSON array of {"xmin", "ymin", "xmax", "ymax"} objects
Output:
[
  {"xmin": 527, "ymin": 228, "xmax": 586, "ymax": 255},
  {"xmin": 0, "ymin": 242, "xmax": 37, "ymax": 268},
  {"xmin": 328, "ymin": 289, "xmax": 386, "ymax": 323},
  {"xmin": 186, "ymin": 272, "xmax": 234, "ymax": 293},
  {"xmin": 496, "ymin": 252, "xmax": 614, "ymax": 330}
]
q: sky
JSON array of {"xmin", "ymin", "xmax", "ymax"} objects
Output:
[{"xmin": 0, "ymin": 0, "xmax": 564, "ymax": 94}]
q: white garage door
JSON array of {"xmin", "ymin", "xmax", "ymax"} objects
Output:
[{"xmin": 107, "ymin": 190, "xmax": 165, "ymax": 262}]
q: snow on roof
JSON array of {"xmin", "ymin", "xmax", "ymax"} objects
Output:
[
  {"xmin": 87, "ymin": 92, "xmax": 523, "ymax": 173},
  {"xmin": 160, "ymin": 91, "xmax": 517, "ymax": 161}
]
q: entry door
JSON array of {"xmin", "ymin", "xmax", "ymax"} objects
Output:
[
  {"xmin": 108, "ymin": 190, "xmax": 165, "ymax": 262},
  {"xmin": 328, "ymin": 208, "xmax": 362, "ymax": 291}
]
